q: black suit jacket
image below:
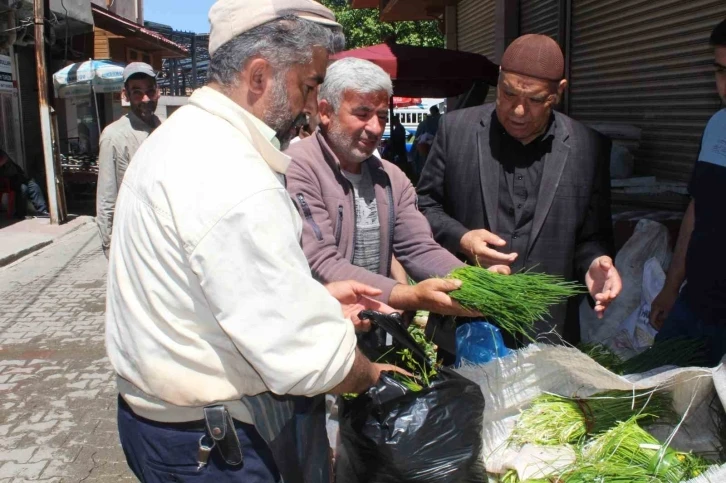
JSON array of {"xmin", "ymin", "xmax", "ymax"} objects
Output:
[{"xmin": 417, "ymin": 103, "xmax": 614, "ymax": 338}]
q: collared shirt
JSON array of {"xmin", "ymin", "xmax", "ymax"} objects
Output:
[
  {"xmin": 96, "ymin": 110, "xmax": 160, "ymax": 256},
  {"xmin": 492, "ymin": 115, "xmax": 555, "ymax": 272},
  {"xmin": 105, "ymin": 86, "xmax": 356, "ymax": 423}
]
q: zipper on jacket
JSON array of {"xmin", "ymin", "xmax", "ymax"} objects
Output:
[
  {"xmin": 384, "ymin": 180, "xmax": 395, "ymax": 278},
  {"xmin": 296, "ymin": 193, "xmax": 323, "ymax": 241},
  {"xmin": 334, "ymin": 205, "xmax": 343, "ymax": 247},
  {"xmin": 341, "ymin": 176, "xmax": 357, "ymax": 263}
]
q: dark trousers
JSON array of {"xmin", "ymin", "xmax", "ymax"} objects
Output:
[
  {"xmin": 117, "ymin": 396, "xmax": 280, "ymax": 483},
  {"xmin": 655, "ymin": 296, "xmax": 726, "ymax": 367},
  {"xmin": 12, "ymin": 179, "xmax": 48, "ymax": 218}
]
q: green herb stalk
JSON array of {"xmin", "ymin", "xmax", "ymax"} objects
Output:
[
  {"xmin": 510, "ymin": 390, "xmax": 675, "ymax": 446},
  {"xmin": 448, "ymin": 266, "xmax": 585, "ymax": 340},
  {"xmin": 583, "ymin": 418, "xmax": 709, "ymax": 482},
  {"xmin": 617, "ymin": 338, "xmax": 709, "ymax": 374}
]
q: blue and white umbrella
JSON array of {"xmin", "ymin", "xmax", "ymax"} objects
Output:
[{"xmin": 53, "ymin": 60, "xmax": 126, "ymax": 98}]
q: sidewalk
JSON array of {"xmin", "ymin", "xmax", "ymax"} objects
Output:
[
  {"xmin": 0, "ymin": 223, "xmax": 132, "ymax": 482},
  {"xmin": 0, "ymin": 216, "xmax": 95, "ymax": 268}
]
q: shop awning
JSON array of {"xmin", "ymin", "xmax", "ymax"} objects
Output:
[
  {"xmin": 92, "ymin": 5, "xmax": 188, "ymax": 59},
  {"xmin": 331, "ymin": 41, "xmax": 498, "ymax": 98}
]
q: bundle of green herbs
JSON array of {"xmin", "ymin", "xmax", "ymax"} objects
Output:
[
  {"xmin": 581, "ymin": 417, "xmax": 709, "ymax": 482},
  {"xmin": 577, "ymin": 343, "xmax": 623, "ymax": 372},
  {"xmin": 510, "ymin": 390, "xmax": 675, "ymax": 446},
  {"xmin": 617, "ymin": 338, "xmax": 709, "ymax": 374},
  {"xmin": 447, "ymin": 266, "xmax": 585, "ymax": 339},
  {"xmin": 577, "ymin": 338, "xmax": 709, "ymax": 375}
]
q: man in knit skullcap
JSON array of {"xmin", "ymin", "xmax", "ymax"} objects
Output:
[{"xmin": 418, "ymin": 34, "xmax": 622, "ymax": 358}]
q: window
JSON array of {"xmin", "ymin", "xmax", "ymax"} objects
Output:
[{"xmin": 127, "ymin": 48, "xmax": 152, "ymax": 66}]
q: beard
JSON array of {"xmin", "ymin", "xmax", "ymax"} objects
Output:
[
  {"xmin": 263, "ymin": 73, "xmax": 307, "ymax": 150},
  {"xmin": 132, "ymin": 101, "xmax": 158, "ymax": 123},
  {"xmin": 326, "ymin": 120, "xmax": 378, "ymax": 164}
]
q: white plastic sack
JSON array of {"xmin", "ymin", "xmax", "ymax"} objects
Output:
[
  {"xmin": 581, "ymin": 219, "xmax": 671, "ymax": 344},
  {"xmin": 456, "ymin": 344, "xmax": 725, "ymax": 481},
  {"xmin": 609, "ymin": 257, "xmax": 664, "ymax": 357}
]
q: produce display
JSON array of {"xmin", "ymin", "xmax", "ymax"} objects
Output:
[
  {"xmin": 447, "ymin": 266, "xmax": 585, "ymax": 340},
  {"xmin": 489, "ymin": 346, "xmax": 720, "ymax": 482},
  {"xmin": 510, "ymin": 390, "xmax": 675, "ymax": 446}
]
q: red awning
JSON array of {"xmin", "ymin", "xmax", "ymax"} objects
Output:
[{"xmin": 331, "ymin": 42, "xmax": 498, "ymax": 98}]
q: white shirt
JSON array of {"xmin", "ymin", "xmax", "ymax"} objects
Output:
[{"xmin": 105, "ymin": 87, "xmax": 357, "ymax": 423}]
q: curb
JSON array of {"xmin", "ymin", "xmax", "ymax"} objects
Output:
[
  {"xmin": 0, "ymin": 240, "xmax": 53, "ymax": 268},
  {"xmin": 0, "ymin": 217, "xmax": 94, "ymax": 268}
]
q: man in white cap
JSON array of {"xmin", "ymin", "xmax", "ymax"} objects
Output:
[
  {"xmin": 105, "ymin": 2, "xmax": 403, "ymax": 482},
  {"xmin": 96, "ymin": 62, "xmax": 160, "ymax": 258}
]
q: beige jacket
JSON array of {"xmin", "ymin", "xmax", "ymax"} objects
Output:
[
  {"xmin": 95, "ymin": 110, "xmax": 160, "ymax": 257},
  {"xmin": 105, "ymin": 87, "xmax": 356, "ymax": 423}
]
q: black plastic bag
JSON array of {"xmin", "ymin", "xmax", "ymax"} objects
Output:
[{"xmin": 335, "ymin": 311, "xmax": 487, "ymax": 483}]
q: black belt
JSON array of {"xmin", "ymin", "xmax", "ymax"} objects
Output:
[{"xmin": 118, "ymin": 394, "xmax": 242, "ymax": 432}]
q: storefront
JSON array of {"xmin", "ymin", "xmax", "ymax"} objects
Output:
[{"xmin": 0, "ymin": 52, "xmax": 22, "ymax": 170}]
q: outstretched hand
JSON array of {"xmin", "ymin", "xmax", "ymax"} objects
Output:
[
  {"xmin": 585, "ymin": 256, "xmax": 622, "ymax": 319},
  {"xmin": 325, "ymin": 280, "xmax": 394, "ymax": 332}
]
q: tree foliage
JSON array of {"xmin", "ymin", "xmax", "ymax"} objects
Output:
[{"xmin": 319, "ymin": 0, "xmax": 444, "ymax": 49}]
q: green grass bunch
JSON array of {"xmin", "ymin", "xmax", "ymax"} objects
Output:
[
  {"xmin": 510, "ymin": 390, "xmax": 675, "ymax": 446},
  {"xmin": 617, "ymin": 338, "xmax": 709, "ymax": 374},
  {"xmin": 578, "ymin": 338, "xmax": 709, "ymax": 375},
  {"xmin": 577, "ymin": 343, "xmax": 623, "ymax": 372},
  {"xmin": 582, "ymin": 417, "xmax": 709, "ymax": 482},
  {"xmin": 447, "ymin": 266, "xmax": 585, "ymax": 339}
]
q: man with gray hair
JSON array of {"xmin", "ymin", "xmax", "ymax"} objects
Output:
[
  {"xmin": 105, "ymin": 2, "xmax": 403, "ymax": 482},
  {"xmin": 285, "ymin": 58, "xmax": 509, "ymax": 331}
]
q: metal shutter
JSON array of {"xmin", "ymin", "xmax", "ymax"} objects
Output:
[
  {"xmin": 457, "ymin": 0, "xmax": 496, "ymax": 59},
  {"xmin": 569, "ymin": 0, "xmax": 726, "ymax": 181},
  {"xmin": 457, "ymin": 0, "xmax": 497, "ymax": 103},
  {"xmin": 520, "ymin": 0, "xmax": 560, "ymax": 43}
]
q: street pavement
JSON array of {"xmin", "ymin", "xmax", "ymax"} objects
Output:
[{"xmin": 0, "ymin": 223, "xmax": 132, "ymax": 482}]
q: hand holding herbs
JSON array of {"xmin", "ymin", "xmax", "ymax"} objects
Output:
[
  {"xmin": 389, "ymin": 277, "xmax": 480, "ymax": 316},
  {"xmin": 447, "ymin": 265, "xmax": 585, "ymax": 339}
]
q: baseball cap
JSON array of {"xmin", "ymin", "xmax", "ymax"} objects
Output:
[
  {"xmin": 208, "ymin": 0, "xmax": 340, "ymax": 57},
  {"xmin": 123, "ymin": 62, "xmax": 156, "ymax": 83}
]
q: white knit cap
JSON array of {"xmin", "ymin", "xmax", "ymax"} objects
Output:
[{"xmin": 208, "ymin": 0, "xmax": 340, "ymax": 57}]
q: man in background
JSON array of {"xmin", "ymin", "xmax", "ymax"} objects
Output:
[
  {"xmin": 412, "ymin": 105, "xmax": 441, "ymax": 176},
  {"xmin": 650, "ymin": 18, "xmax": 726, "ymax": 366},
  {"xmin": 96, "ymin": 62, "xmax": 160, "ymax": 258},
  {"xmin": 0, "ymin": 149, "xmax": 49, "ymax": 218}
]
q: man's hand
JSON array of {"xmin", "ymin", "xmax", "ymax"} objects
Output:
[
  {"xmin": 460, "ymin": 229, "xmax": 518, "ymax": 267},
  {"xmin": 649, "ymin": 285, "xmax": 679, "ymax": 330},
  {"xmin": 389, "ymin": 278, "xmax": 478, "ymax": 316},
  {"xmin": 585, "ymin": 256, "xmax": 622, "ymax": 319},
  {"xmin": 325, "ymin": 280, "xmax": 393, "ymax": 332},
  {"xmin": 370, "ymin": 363, "xmax": 413, "ymax": 381}
]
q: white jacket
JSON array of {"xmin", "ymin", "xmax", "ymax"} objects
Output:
[{"xmin": 105, "ymin": 87, "xmax": 357, "ymax": 423}]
